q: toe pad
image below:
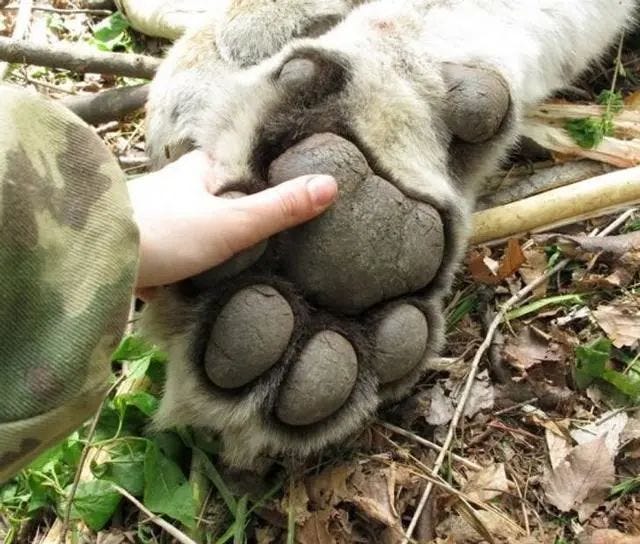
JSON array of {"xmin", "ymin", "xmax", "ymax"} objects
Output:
[
  {"xmin": 276, "ymin": 330, "xmax": 358, "ymax": 426},
  {"xmin": 205, "ymin": 285, "xmax": 294, "ymax": 388}
]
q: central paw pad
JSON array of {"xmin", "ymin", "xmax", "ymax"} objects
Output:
[
  {"xmin": 269, "ymin": 134, "xmax": 444, "ymax": 314},
  {"xmin": 147, "ymin": 133, "xmax": 449, "ymax": 463}
]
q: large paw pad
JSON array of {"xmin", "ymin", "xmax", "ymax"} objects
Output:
[{"xmin": 148, "ymin": 133, "xmax": 452, "ymax": 464}]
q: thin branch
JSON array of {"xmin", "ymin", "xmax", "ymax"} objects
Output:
[
  {"xmin": 401, "ymin": 207, "xmax": 638, "ymax": 544},
  {"xmin": 377, "ymin": 420, "xmax": 482, "ymax": 471},
  {"xmin": 0, "ymin": 0, "xmax": 33, "ymax": 80},
  {"xmin": 0, "ymin": 37, "xmax": 160, "ymax": 78},
  {"xmin": 59, "ymin": 394, "xmax": 109, "ymax": 544},
  {"xmin": 60, "ymin": 83, "xmax": 149, "ymax": 124},
  {"xmin": 113, "ymin": 485, "xmax": 199, "ymax": 544},
  {"xmin": 3, "ymin": 4, "xmax": 112, "ymax": 15}
]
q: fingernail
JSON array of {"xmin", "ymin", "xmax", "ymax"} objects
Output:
[{"xmin": 306, "ymin": 175, "xmax": 337, "ymax": 207}]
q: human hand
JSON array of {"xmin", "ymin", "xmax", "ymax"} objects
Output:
[{"xmin": 128, "ymin": 150, "xmax": 337, "ymax": 290}]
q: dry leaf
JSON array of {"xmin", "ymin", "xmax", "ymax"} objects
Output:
[
  {"xmin": 499, "ymin": 239, "xmax": 527, "ymax": 278},
  {"xmin": 463, "ymin": 463, "xmax": 510, "ymax": 502},
  {"xmin": 306, "ymin": 464, "xmax": 354, "ymax": 510},
  {"xmin": 570, "ymin": 410, "xmax": 629, "ymax": 456},
  {"xmin": 297, "ymin": 511, "xmax": 334, "ymax": 544},
  {"xmin": 537, "ymin": 231, "xmax": 640, "ymax": 258},
  {"xmin": 519, "ymin": 245, "xmax": 549, "ymax": 297},
  {"xmin": 425, "ymin": 383, "xmax": 455, "ymax": 426},
  {"xmin": 574, "ymin": 267, "xmax": 635, "ymax": 290},
  {"xmin": 468, "ymin": 249, "xmax": 501, "ymax": 284},
  {"xmin": 622, "ymin": 413, "xmax": 640, "ymax": 445},
  {"xmin": 546, "ymin": 428, "xmax": 573, "ymax": 470},
  {"xmin": 468, "ymin": 239, "xmax": 526, "ymax": 285},
  {"xmin": 281, "ymin": 481, "xmax": 311, "ymax": 526},
  {"xmin": 437, "ymin": 509, "xmax": 521, "ymax": 543},
  {"xmin": 593, "ymin": 302, "xmax": 640, "ymax": 348},
  {"xmin": 580, "ymin": 529, "xmax": 640, "ymax": 544},
  {"xmin": 255, "ymin": 527, "xmax": 279, "ymax": 544},
  {"xmin": 449, "ymin": 370, "xmax": 495, "ymax": 419},
  {"xmin": 503, "ymin": 326, "xmax": 565, "ymax": 370},
  {"xmin": 349, "ymin": 469, "xmax": 398, "ymax": 527},
  {"xmin": 544, "ymin": 436, "xmax": 615, "ymax": 521}
]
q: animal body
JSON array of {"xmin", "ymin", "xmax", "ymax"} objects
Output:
[{"xmin": 142, "ymin": 0, "xmax": 636, "ymax": 467}]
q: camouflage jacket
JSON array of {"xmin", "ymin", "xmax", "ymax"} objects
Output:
[{"xmin": 0, "ymin": 86, "xmax": 139, "ymax": 482}]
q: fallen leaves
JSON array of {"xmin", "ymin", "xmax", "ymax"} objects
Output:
[
  {"xmin": 462, "ymin": 464, "xmax": 510, "ymax": 503},
  {"xmin": 543, "ymin": 411, "xmax": 630, "ymax": 522},
  {"xmin": 468, "ymin": 239, "xmax": 526, "ymax": 285},
  {"xmin": 580, "ymin": 529, "xmax": 640, "ymax": 544},
  {"xmin": 292, "ymin": 463, "xmax": 421, "ymax": 544},
  {"xmin": 503, "ymin": 326, "xmax": 566, "ymax": 370},
  {"xmin": 544, "ymin": 436, "xmax": 615, "ymax": 521},
  {"xmin": 570, "ymin": 410, "xmax": 629, "ymax": 455},
  {"xmin": 593, "ymin": 302, "xmax": 640, "ymax": 349}
]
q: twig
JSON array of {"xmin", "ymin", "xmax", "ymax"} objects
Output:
[
  {"xmin": 60, "ymin": 83, "xmax": 149, "ymax": 125},
  {"xmin": 113, "ymin": 485, "xmax": 199, "ymax": 544},
  {"xmin": 0, "ymin": 0, "xmax": 33, "ymax": 80},
  {"xmin": 118, "ymin": 154, "xmax": 151, "ymax": 169},
  {"xmin": 0, "ymin": 37, "xmax": 160, "ymax": 78},
  {"xmin": 377, "ymin": 421, "xmax": 482, "ymax": 471},
  {"xmin": 3, "ymin": 4, "xmax": 112, "ymax": 15},
  {"xmin": 79, "ymin": 0, "xmax": 116, "ymax": 9},
  {"xmin": 402, "ymin": 207, "xmax": 638, "ymax": 543},
  {"xmin": 492, "ymin": 398, "xmax": 538, "ymax": 417},
  {"xmin": 59, "ymin": 394, "xmax": 108, "ymax": 543}
]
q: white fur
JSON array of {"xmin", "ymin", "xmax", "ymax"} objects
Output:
[{"xmin": 143, "ymin": 0, "xmax": 635, "ymax": 466}]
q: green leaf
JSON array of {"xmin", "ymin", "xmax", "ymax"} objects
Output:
[
  {"xmin": 597, "ymin": 89, "xmax": 624, "ymax": 113},
  {"xmin": 506, "ymin": 294, "xmax": 585, "ymax": 321},
  {"xmin": 234, "ymin": 495, "xmax": 248, "ymax": 544},
  {"xmin": 602, "ymin": 368, "xmax": 640, "ymax": 400},
  {"xmin": 115, "ymin": 391, "xmax": 159, "ymax": 417},
  {"xmin": 59, "ymin": 480, "xmax": 122, "ymax": 531},
  {"xmin": 143, "ymin": 441, "xmax": 195, "ymax": 528},
  {"xmin": 94, "ymin": 439, "xmax": 147, "ymax": 496},
  {"xmin": 90, "ymin": 12, "xmax": 133, "ymax": 52},
  {"xmin": 194, "ymin": 448, "xmax": 237, "ymax": 513},
  {"xmin": 446, "ymin": 293, "xmax": 479, "ymax": 330},
  {"xmin": 566, "ymin": 117, "xmax": 607, "ymax": 149},
  {"xmin": 112, "ymin": 334, "xmax": 166, "ymax": 364},
  {"xmin": 611, "ymin": 476, "xmax": 640, "ymax": 497},
  {"xmin": 575, "ymin": 337, "xmax": 612, "ymax": 389}
]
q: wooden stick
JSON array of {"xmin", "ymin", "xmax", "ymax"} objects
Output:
[
  {"xmin": 478, "ymin": 160, "xmax": 613, "ymax": 210},
  {"xmin": 471, "ymin": 165, "xmax": 640, "ymax": 244},
  {"xmin": 3, "ymin": 4, "xmax": 112, "ymax": 15},
  {"xmin": 0, "ymin": 0, "xmax": 33, "ymax": 80},
  {"xmin": 60, "ymin": 83, "xmax": 149, "ymax": 125},
  {"xmin": 522, "ymin": 119, "xmax": 640, "ymax": 168},
  {"xmin": 79, "ymin": 0, "xmax": 115, "ymax": 9},
  {"xmin": 0, "ymin": 37, "xmax": 160, "ymax": 78}
]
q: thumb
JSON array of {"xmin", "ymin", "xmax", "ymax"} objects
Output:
[{"xmin": 225, "ymin": 174, "xmax": 338, "ymax": 247}]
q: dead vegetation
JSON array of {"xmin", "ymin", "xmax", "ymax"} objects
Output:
[{"xmin": 0, "ymin": 1, "xmax": 639, "ymax": 543}]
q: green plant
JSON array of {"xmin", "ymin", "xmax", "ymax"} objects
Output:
[{"xmin": 565, "ymin": 90, "xmax": 624, "ymax": 149}]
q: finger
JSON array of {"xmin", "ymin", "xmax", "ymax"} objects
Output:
[{"xmin": 222, "ymin": 174, "xmax": 338, "ymax": 248}]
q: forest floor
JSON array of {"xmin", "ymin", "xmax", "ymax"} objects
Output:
[{"xmin": 0, "ymin": 2, "xmax": 639, "ymax": 544}]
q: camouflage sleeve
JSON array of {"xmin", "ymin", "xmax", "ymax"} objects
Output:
[{"xmin": 0, "ymin": 86, "xmax": 139, "ymax": 482}]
